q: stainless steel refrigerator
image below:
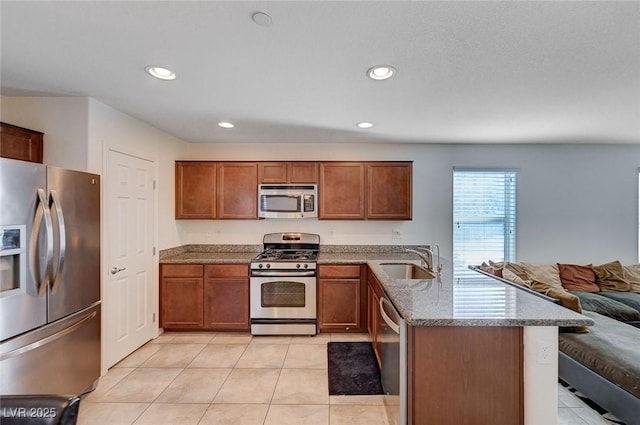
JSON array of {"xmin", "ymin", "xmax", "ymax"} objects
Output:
[{"xmin": 0, "ymin": 157, "xmax": 101, "ymax": 395}]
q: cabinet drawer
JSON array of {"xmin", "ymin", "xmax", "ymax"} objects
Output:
[
  {"xmin": 318, "ymin": 264, "xmax": 362, "ymax": 278},
  {"xmin": 206, "ymin": 264, "xmax": 249, "ymax": 278},
  {"xmin": 161, "ymin": 264, "xmax": 203, "ymax": 278}
]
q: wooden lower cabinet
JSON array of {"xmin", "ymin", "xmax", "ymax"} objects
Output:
[
  {"xmin": 204, "ymin": 265, "xmax": 250, "ymax": 331},
  {"xmin": 318, "ymin": 264, "xmax": 367, "ymax": 332},
  {"xmin": 160, "ymin": 264, "xmax": 204, "ymax": 329},
  {"xmin": 160, "ymin": 263, "xmax": 249, "ymax": 331},
  {"xmin": 367, "ymin": 269, "xmax": 383, "ymax": 365},
  {"xmin": 407, "ymin": 326, "xmax": 523, "ymax": 425}
]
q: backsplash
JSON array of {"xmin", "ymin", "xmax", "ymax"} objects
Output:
[{"xmin": 159, "ymin": 243, "xmax": 430, "ymax": 259}]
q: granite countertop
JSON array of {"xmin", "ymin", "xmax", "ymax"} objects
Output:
[
  {"xmin": 160, "ymin": 245, "xmax": 593, "ymax": 328},
  {"xmin": 367, "ymin": 259, "xmax": 593, "ymax": 327}
]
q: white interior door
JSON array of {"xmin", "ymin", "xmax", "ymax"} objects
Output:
[{"xmin": 104, "ymin": 149, "xmax": 155, "ymax": 369}]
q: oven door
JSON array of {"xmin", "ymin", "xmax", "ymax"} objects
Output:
[{"xmin": 250, "ymin": 275, "xmax": 316, "ymax": 319}]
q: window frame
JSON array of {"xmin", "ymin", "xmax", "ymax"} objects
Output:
[{"xmin": 452, "ymin": 167, "xmax": 518, "ymax": 270}]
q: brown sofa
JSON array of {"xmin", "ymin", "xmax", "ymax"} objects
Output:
[{"xmin": 472, "ymin": 262, "xmax": 640, "ymax": 425}]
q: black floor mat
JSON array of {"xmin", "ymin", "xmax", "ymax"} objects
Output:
[{"xmin": 327, "ymin": 341, "xmax": 383, "ymax": 395}]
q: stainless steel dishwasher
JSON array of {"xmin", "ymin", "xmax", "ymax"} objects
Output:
[{"xmin": 379, "ymin": 296, "xmax": 407, "ymax": 425}]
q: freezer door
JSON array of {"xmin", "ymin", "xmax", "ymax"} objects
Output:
[
  {"xmin": 47, "ymin": 167, "xmax": 100, "ymax": 321},
  {"xmin": 0, "ymin": 302, "xmax": 101, "ymax": 395},
  {"xmin": 0, "ymin": 158, "xmax": 48, "ymax": 341}
]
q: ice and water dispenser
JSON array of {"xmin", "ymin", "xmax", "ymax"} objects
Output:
[{"xmin": 0, "ymin": 226, "xmax": 25, "ymax": 294}]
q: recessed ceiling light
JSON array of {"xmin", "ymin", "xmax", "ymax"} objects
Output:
[
  {"xmin": 367, "ymin": 65, "xmax": 395, "ymax": 81},
  {"xmin": 357, "ymin": 122, "xmax": 374, "ymax": 129},
  {"xmin": 218, "ymin": 122, "xmax": 235, "ymax": 129},
  {"xmin": 252, "ymin": 11, "xmax": 272, "ymax": 27},
  {"xmin": 145, "ymin": 66, "xmax": 176, "ymax": 80}
]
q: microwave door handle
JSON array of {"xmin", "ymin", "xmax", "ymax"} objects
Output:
[
  {"xmin": 49, "ymin": 189, "xmax": 66, "ymax": 293},
  {"xmin": 29, "ymin": 188, "xmax": 54, "ymax": 297}
]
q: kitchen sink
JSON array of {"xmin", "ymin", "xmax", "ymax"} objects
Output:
[{"xmin": 380, "ymin": 263, "xmax": 436, "ymax": 280}]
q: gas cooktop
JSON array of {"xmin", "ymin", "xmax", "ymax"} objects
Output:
[{"xmin": 253, "ymin": 249, "xmax": 318, "ymax": 262}]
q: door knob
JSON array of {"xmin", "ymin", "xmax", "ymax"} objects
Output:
[{"xmin": 110, "ymin": 267, "xmax": 126, "ymax": 275}]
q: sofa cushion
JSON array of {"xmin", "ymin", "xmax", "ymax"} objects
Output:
[
  {"xmin": 559, "ymin": 311, "xmax": 640, "ymax": 398},
  {"xmin": 557, "ymin": 263, "xmax": 600, "ymax": 293},
  {"xmin": 593, "ymin": 260, "xmax": 631, "ymax": 292},
  {"xmin": 623, "ymin": 264, "xmax": 640, "ymax": 293},
  {"xmin": 598, "ymin": 292, "xmax": 640, "ymax": 314},
  {"xmin": 520, "ymin": 262, "xmax": 563, "ymax": 290},
  {"xmin": 571, "ymin": 291, "xmax": 640, "ymax": 322}
]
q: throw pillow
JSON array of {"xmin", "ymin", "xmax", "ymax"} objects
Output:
[
  {"xmin": 623, "ymin": 264, "xmax": 640, "ymax": 293},
  {"xmin": 533, "ymin": 285, "xmax": 589, "ymax": 333},
  {"xmin": 503, "ymin": 262, "xmax": 530, "ymax": 282},
  {"xmin": 593, "ymin": 260, "xmax": 631, "ymax": 292},
  {"xmin": 520, "ymin": 262, "xmax": 563, "ymax": 291},
  {"xmin": 479, "ymin": 263, "xmax": 503, "ymax": 278},
  {"xmin": 557, "ymin": 263, "xmax": 599, "ymax": 293},
  {"xmin": 502, "ymin": 268, "xmax": 529, "ymax": 287}
]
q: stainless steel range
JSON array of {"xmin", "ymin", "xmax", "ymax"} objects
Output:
[{"xmin": 250, "ymin": 233, "xmax": 319, "ymax": 335}]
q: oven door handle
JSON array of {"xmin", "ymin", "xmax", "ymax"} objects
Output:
[{"xmin": 251, "ymin": 270, "xmax": 316, "ymax": 277}]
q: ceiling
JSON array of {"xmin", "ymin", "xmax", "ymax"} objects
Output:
[{"xmin": 1, "ymin": 1, "xmax": 639, "ymax": 145}]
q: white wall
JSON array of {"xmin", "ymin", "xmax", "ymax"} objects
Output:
[
  {"xmin": 183, "ymin": 142, "xmax": 639, "ymax": 264},
  {"xmin": 87, "ymin": 99, "xmax": 186, "ymax": 250},
  {"xmin": 1, "ymin": 96, "xmax": 89, "ymax": 171},
  {"xmin": 2, "ymin": 95, "xmax": 638, "ymax": 264}
]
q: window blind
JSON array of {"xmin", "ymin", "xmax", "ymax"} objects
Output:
[{"xmin": 453, "ymin": 169, "xmax": 517, "ymax": 271}]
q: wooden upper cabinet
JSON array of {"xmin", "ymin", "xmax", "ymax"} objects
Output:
[
  {"xmin": 289, "ymin": 162, "xmax": 318, "ymax": 183},
  {"xmin": 217, "ymin": 162, "xmax": 258, "ymax": 219},
  {"xmin": 367, "ymin": 162, "xmax": 412, "ymax": 220},
  {"xmin": 318, "ymin": 162, "xmax": 366, "ymax": 219},
  {"xmin": 175, "ymin": 160, "xmax": 410, "ymax": 221},
  {"xmin": 0, "ymin": 122, "xmax": 44, "ymax": 163},
  {"xmin": 258, "ymin": 162, "xmax": 318, "ymax": 184},
  {"xmin": 175, "ymin": 162, "xmax": 217, "ymax": 219},
  {"xmin": 258, "ymin": 162, "xmax": 288, "ymax": 183}
]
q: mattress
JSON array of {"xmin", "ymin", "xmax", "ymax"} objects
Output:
[{"xmin": 558, "ymin": 311, "xmax": 640, "ymax": 398}]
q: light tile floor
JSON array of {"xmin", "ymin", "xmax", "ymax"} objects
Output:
[{"xmin": 79, "ymin": 332, "xmax": 618, "ymax": 425}]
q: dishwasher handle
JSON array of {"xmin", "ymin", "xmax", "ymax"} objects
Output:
[{"xmin": 380, "ymin": 297, "xmax": 401, "ymax": 334}]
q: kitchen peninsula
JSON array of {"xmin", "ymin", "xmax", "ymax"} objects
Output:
[{"xmin": 160, "ymin": 245, "xmax": 592, "ymax": 425}]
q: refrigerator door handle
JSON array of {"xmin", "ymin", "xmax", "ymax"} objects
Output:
[
  {"xmin": 0, "ymin": 309, "xmax": 97, "ymax": 362},
  {"xmin": 29, "ymin": 188, "xmax": 54, "ymax": 297},
  {"xmin": 49, "ymin": 189, "xmax": 66, "ymax": 293}
]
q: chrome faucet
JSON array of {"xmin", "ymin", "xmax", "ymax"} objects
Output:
[
  {"xmin": 406, "ymin": 247, "xmax": 434, "ymax": 272},
  {"xmin": 432, "ymin": 244, "xmax": 442, "ymax": 273},
  {"xmin": 407, "ymin": 245, "xmax": 442, "ymax": 274}
]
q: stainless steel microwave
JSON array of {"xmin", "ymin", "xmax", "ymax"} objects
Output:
[{"xmin": 258, "ymin": 184, "xmax": 317, "ymax": 218}]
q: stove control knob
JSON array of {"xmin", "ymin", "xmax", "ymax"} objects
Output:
[
  {"xmin": 258, "ymin": 264, "xmax": 263, "ymax": 269},
  {"xmin": 266, "ymin": 264, "xmax": 271, "ymax": 269},
  {"xmin": 296, "ymin": 264, "xmax": 301, "ymax": 269},
  {"xmin": 303, "ymin": 264, "xmax": 309, "ymax": 269}
]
